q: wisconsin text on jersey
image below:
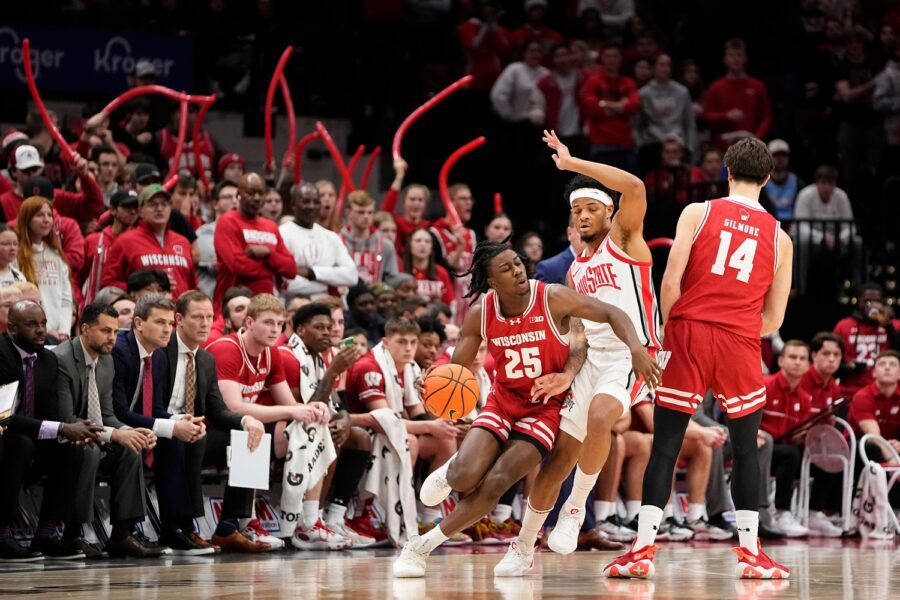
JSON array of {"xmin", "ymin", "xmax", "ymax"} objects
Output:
[
  {"xmin": 243, "ymin": 230, "xmax": 278, "ymax": 245},
  {"xmin": 490, "ymin": 330, "xmax": 548, "ymax": 347},
  {"xmin": 139, "ymin": 253, "xmax": 190, "ymax": 268}
]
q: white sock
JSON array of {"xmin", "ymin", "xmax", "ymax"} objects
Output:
[
  {"xmin": 735, "ymin": 510, "xmax": 759, "ymax": 550},
  {"xmin": 634, "ymin": 505, "xmax": 664, "ymax": 549},
  {"xmin": 568, "ymin": 465, "xmax": 601, "ymax": 509},
  {"xmin": 418, "ymin": 524, "xmax": 448, "ymax": 553},
  {"xmin": 687, "ymin": 503, "xmax": 705, "ymax": 523},
  {"xmin": 420, "ymin": 507, "xmax": 441, "ymax": 524},
  {"xmin": 663, "ymin": 504, "xmax": 674, "ymax": 519},
  {"xmin": 492, "ymin": 504, "xmax": 513, "ymax": 523},
  {"xmin": 324, "ymin": 503, "xmax": 347, "ymax": 526},
  {"xmin": 595, "ymin": 500, "xmax": 613, "ymax": 521},
  {"xmin": 626, "ymin": 500, "xmax": 642, "ymax": 520},
  {"xmin": 302, "ymin": 501, "xmax": 320, "ymax": 528},
  {"xmin": 517, "ymin": 500, "xmax": 550, "ymax": 549}
]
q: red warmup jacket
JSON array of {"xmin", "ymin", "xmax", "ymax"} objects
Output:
[
  {"xmin": 536, "ymin": 70, "xmax": 585, "ymax": 132},
  {"xmin": 101, "ymin": 221, "xmax": 197, "ymax": 298},
  {"xmin": 382, "ymin": 188, "xmax": 432, "ymax": 258},
  {"xmin": 0, "ymin": 172, "xmax": 104, "ymax": 224},
  {"xmin": 7, "ymin": 209, "xmax": 85, "ymax": 277},
  {"xmin": 213, "ymin": 211, "xmax": 297, "ymax": 311},
  {"xmin": 457, "ymin": 19, "xmax": 513, "ymax": 91},
  {"xmin": 703, "ymin": 75, "xmax": 772, "ymax": 149},
  {"xmin": 761, "ymin": 371, "xmax": 815, "ymax": 440},
  {"xmin": 581, "ymin": 70, "xmax": 640, "ymax": 147},
  {"xmin": 81, "ymin": 225, "xmax": 121, "ymax": 286}
]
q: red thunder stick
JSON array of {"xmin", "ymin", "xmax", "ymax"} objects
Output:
[
  {"xmin": 22, "ymin": 39, "xmax": 74, "ymax": 163},
  {"xmin": 439, "ymin": 136, "xmax": 486, "ymax": 226},
  {"xmin": 391, "ymin": 74, "xmax": 474, "ymax": 163},
  {"xmin": 192, "ymin": 95, "xmax": 216, "ymax": 191},
  {"xmin": 335, "ymin": 145, "xmax": 366, "ymax": 218},
  {"xmin": 264, "ymin": 46, "xmax": 295, "ymax": 173},
  {"xmin": 101, "ymin": 85, "xmax": 213, "ymax": 115},
  {"xmin": 493, "ymin": 192, "xmax": 503, "ymax": 215},
  {"xmin": 293, "ymin": 131, "xmax": 322, "ymax": 183},
  {"xmin": 278, "ymin": 73, "xmax": 297, "ymax": 167},
  {"xmin": 163, "ymin": 99, "xmax": 189, "ymax": 190},
  {"xmin": 315, "ymin": 121, "xmax": 356, "ymax": 193},
  {"xmin": 647, "ymin": 238, "xmax": 674, "ymax": 249},
  {"xmin": 359, "ymin": 146, "xmax": 382, "ymax": 190}
]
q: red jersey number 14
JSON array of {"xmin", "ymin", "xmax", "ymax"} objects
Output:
[{"xmin": 710, "ymin": 231, "xmax": 758, "ymax": 283}]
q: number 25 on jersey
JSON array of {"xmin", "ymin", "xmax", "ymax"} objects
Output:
[
  {"xmin": 710, "ymin": 231, "xmax": 758, "ymax": 283},
  {"xmin": 505, "ymin": 347, "xmax": 542, "ymax": 379}
]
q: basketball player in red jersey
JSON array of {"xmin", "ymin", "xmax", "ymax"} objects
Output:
[
  {"xmin": 605, "ymin": 138, "xmax": 794, "ymax": 580},
  {"xmin": 393, "ymin": 239, "xmax": 660, "ymax": 578}
]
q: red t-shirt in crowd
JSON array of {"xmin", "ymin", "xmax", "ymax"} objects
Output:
[
  {"xmin": 798, "ymin": 365, "xmax": 841, "ymax": 414},
  {"xmin": 849, "ymin": 382, "xmax": 900, "ymax": 441},
  {"xmin": 411, "ymin": 265, "xmax": 455, "ymax": 305},
  {"xmin": 101, "ymin": 221, "xmax": 198, "ymax": 298},
  {"xmin": 703, "ymin": 75, "xmax": 772, "ymax": 149},
  {"xmin": 0, "ymin": 173, "xmax": 104, "ymax": 223},
  {"xmin": 833, "ymin": 317, "xmax": 889, "ymax": 398},
  {"xmin": 81, "ymin": 225, "xmax": 121, "ymax": 284},
  {"xmin": 580, "ymin": 70, "xmax": 640, "ymax": 147},
  {"xmin": 761, "ymin": 371, "xmax": 814, "ymax": 440},
  {"xmin": 457, "ymin": 19, "xmax": 513, "ymax": 91},
  {"xmin": 206, "ymin": 333, "xmax": 286, "ymax": 406}
]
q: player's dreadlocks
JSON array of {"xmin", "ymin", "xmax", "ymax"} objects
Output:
[{"xmin": 457, "ymin": 236, "xmax": 525, "ymax": 305}]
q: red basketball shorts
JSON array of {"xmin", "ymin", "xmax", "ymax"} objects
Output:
[
  {"xmin": 471, "ymin": 389, "xmax": 563, "ymax": 455},
  {"xmin": 655, "ymin": 319, "xmax": 766, "ymax": 419}
]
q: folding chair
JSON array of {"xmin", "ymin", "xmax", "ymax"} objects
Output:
[{"xmin": 798, "ymin": 417, "xmax": 856, "ymax": 532}]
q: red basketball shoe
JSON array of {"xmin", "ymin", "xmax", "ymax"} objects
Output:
[
  {"xmin": 603, "ymin": 544, "xmax": 658, "ymax": 579},
  {"xmin": 733, "ymin": 541, "xmax": 790, "ymax": 579}
]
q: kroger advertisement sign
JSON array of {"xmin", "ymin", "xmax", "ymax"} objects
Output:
[{"xmin": 0, "ymin": 24, "xmax": 192, "ymax": 94}]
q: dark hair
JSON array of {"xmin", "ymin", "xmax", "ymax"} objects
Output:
[
  {"xmin": 397, "ymin": 296, "xmax": 427, "ymax": 316},
  {"xmin": 90, "ymin": 145, "xmax": 118, "ymax": 163},
  {"xmin": 126, "ymin": 269, "xmax": 171, "ymax": 294},
  {"xmin": 222, "ymin": 285, "xmax": 253, "ymax": 316},
  {"xmin": 384, "ymin": 317, "xmax": 421, "ymax": 337},
  {"xmin": 549, "ymin": 42, "xmax": 570, "ymax": 56},
  {"xmin": 347, "ymin": 283, "xmax": 374, "ymax": 308},
  {"xmin": 460, "ymin": 237, "xmax": 523, "ymax": 304},
  {"xmin": 124, "ymin": 97, "xmax": 151, "ymax": 115},
  {"xmin": 402, "ymin": 227, "xmax": 438, "ymax": 280},
  {"xmin": 810, "ymin": 332, "xmax": 844, "ymax": 354},
  {"xmin": 563, "ymin": 174, "xmax": 619, "ymax": 204},
  {"xmin": 176, "ymin": 290, "xmax": 212, "ymax": 315},
  {"xmin": 860, "ymin": 281, "xmax": 884, "ymax": 295},
  {"xmin": 725, "ymin": 37, "xmax": 747, "ymax": 53},
  {"xmin": 416, "ymin": 316, "xmax": 447, "ymax": 344},
  {"xmin": 0, "ymin": 223, "xmax": 11, "ymax": 235},
  {"xmin": 80, "ymin": 302, "xmax": 119, "ymax": 327},
  {"xmin": 213, "ymin": 179, "xmax": 239, "ymax": 200},
  {"xmin": 723, "ymin": 138, "xmax": 773, "ymax": 185},
  {"xmin": 814, "ymin": 165, "xmax": 839, "ymax": 182},
  {"xmin": 429, "ymin": 302, "xmax": 452, "ymax": 320},
  {"xmin": 175, "ymin": 172, "xmax": 198, "ymax": 190},
  {"xmin": 344, "ymin": 327, "xmax": 366, "ymax": 338},
  {"xmin": 294, "ymin": 303, "xmax": 332, "ymax": 328},
  {"xmin": 874, "ymin": 349, "xmax": 900, "ymax": 365},
  {"xmin": 133, "ymin": 293, "xmax": 175, "ymax": 322}
]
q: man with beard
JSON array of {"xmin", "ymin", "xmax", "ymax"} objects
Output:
[
  {"xmin": 833, "ymin": 283, "xmax": 897, "ymax": 398},
  {"xmin": 213, "ymin": 173, "xmax": 296, "ymax": 313},
  {"xmin": 344, "ymin": 283, "xmax": 386, "ymax": 348},
  {"xmin": 279, "ymin": 183, "xmax": 358, "ymax": 299}
]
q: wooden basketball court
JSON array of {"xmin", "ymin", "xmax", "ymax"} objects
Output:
[{"xmin": 0, "ymin": 538, "xmax": 895, "ymax": 598}]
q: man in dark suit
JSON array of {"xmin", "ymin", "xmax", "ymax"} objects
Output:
[
  {"xmin": 0, "ymin": 301, "xmax": 101, "ymax": 562},
  {"xmin": 160, "ymin": 290, "xmax": 265, "ymax": 553},
  {"xmin": 54, "ymin": 303, "xmax": 163, "ymax": 559},
  {"xmin": 534, "ymin": 216, "xmax": 585, "ymax": 284},
  {"xmin": 111, "ymin": 293, "xmax": 211, "ymax": 555}
]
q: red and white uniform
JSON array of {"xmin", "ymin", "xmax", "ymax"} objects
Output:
[
  {"xmin": 345, "ymin": 352, "xmax": 418, "ymax": 415},
  {"xmin": 761, "ymin": 371, "xmax": 814, "ymax": 440},
  {"xmin": 159, "ymin": 127, "xmax": 216, "ymax": 176},
  {"xmin": 472, "ymin": 280, "xmax": 569, "ymax": 453},
  {"xmin": 849, "ymin": 382, "xmax": 900, "ymax": 440},
  {"xmin": 798, "ymin": 365, "xmax": 841, "ymax": 415},
  {"xmin": 411, "ymin": 265, "xmax": 455, "ymax": 305},
  {"xmin": 100, "ymin": 221, "xmax": 198, "ymax": 299},
  {"xmin": 833, "ymin": 317, "xmax": 889, "ymax": 398},
  {"xmin": 657, "ymin": 196, "xmax": 780, "ymax": 418},
  {"xmin": 207, "ymin": 332, "xmax": 286, "ymax": 406},
  {"xmin": 561, "ymin": 235, "xmax": 661, "ymax": 442}
]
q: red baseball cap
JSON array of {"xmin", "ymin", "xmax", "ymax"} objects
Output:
[{"xmin": 217, "ymin": 153, "xmax": 245, "ymax": 177}]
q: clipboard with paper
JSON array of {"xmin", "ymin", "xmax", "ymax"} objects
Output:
[
  {"xmin": 0, "ymin": 381, "xmax": 18, "ymax": 425},
  {"xmin": 227, "ymin": 430, "xmax": 271, "ymax": 490}
]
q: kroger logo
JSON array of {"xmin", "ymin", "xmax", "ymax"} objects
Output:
[
  {"xmin": 0, "ymin": 27, "xmax": 65, "ymax": 82},
  {"xmin": 93, "ymin": 36, "xmax": 175, "ymax": 78}
]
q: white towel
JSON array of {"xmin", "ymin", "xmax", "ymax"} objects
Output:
[
  {"xmin": 360, "ymin": 407, "xmax": 418, "ymax": 547},
  {"xmin": 372, "ymin": 341, "xmax": 419, "ymax": 413},
  {"xmin": 852, "ymin": 460, "xmax": 900, "ymax": 539}
]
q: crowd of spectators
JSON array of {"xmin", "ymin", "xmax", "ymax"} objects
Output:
[{"xmin": 1, "ymin": 0, "xmax": 899, "ymax": 562}]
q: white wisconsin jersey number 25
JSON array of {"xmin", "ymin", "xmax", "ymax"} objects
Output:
[
  {"xmin": 504, "ymin": 347, "xmax": 542, "ymax": 379},
  {"xmin": 710, "ymin": 230, "xmax": 758, "ymax": 283}
]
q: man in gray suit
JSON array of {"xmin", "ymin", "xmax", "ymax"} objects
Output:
[{"xmin": 54, "ymin": 303, "xmax": 164, "ymax": 558}]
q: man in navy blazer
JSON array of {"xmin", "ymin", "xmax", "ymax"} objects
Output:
[
  {"xmin": 111, "ymin": 294, "xmax": 212, "ymax": 556},
  {"xmin": 534, "ymin": 218, "xmax": 585, "ymax": 284}
]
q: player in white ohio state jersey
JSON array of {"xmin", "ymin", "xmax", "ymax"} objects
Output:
[{"xmin": 500, "ymin": 130, "xmax": 664, "ymax": 563}]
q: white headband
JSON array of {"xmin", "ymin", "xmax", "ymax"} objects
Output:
[{"xmin": 569, "ymin": 187, "xmax": 613, "ymax": 207}]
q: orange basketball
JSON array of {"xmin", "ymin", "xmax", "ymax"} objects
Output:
[{"xmin": 423, "ymin": 364, "xmax": 480, "ymax": 420}]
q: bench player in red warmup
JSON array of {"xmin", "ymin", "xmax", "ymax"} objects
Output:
[
  {"xmin": 604, "ymin": 138, "xmax": 794, "ymax": 580},
  {"xmin": 392, "ymin": 239, "xmax": 660, "ymax": 578}
]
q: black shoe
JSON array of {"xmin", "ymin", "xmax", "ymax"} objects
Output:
[
  {"xmin": 758, "ymin": 524, "xmax": 785, "ymax": 540},
  {"xmin": 136, "ymin": 532, "xmax": 171, "ymax": 555},
  {"xmin": 0, "ymin": 537, "xmax": 44, "ymax": 562},
  {"xmin": 159, "ymin": 529, "xmax": 216, "ymax": 556},
  {"xmin": 67, "ymin": 538, "xmax": 107, "ymax": 559},
  {"xmin": 707, "ymin": 513, "xmax": 738, "ymax": 538},
  {"xmin": 105, "ymin": 534, "xmax": 166, "ymax": 558},
  {"xmin": 30, "ymin": 536, "xmax": 86, "ymax": 560}
]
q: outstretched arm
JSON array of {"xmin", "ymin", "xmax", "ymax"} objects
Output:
[
  {"xmin": 543, "ymin": 130, "xmax": 648, "ymax": 254},
  {"xmin": 660, "ymin": 202, "xmax": 706, "ymax": 323}
]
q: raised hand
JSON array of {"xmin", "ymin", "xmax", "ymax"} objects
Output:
[{"xmin": 542, "ymin": 129, "xmax": 572, "ymax": 170}]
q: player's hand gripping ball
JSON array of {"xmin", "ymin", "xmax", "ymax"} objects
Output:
[{"xmin": 423, "ymin": 364, "xmax": 480, "ymax": 420}]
